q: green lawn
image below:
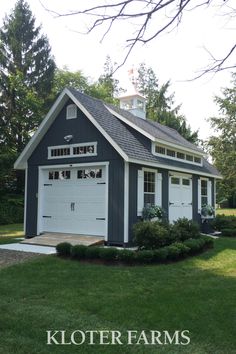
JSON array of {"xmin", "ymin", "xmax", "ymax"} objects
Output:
[
  {"xmin": 216, "ymin": 208, "xmax": 236, "ymax": 216},
  {"xmin": 0, "ymin": 238, "xmax": 235, "ymax": 353},
  {"xmin": 0, "ymin": 224, "xmax": 24, "ymax": 244},
  {"xmin": 0, "ymin": 223, "xmax": 24, "ymax": 237}
]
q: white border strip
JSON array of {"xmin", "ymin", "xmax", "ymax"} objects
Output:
[
  {"xmin": 124, "ymin": 162, "xmax": 129, "ymax": 243},
  {"xmin": 128, "ymin": 158, "xmax": 222, "ymax": 179},
  {"xmin": 23, "ymin": 164, "xmax": 28, "ymax": 235}
]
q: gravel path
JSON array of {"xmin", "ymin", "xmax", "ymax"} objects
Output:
[{"xmin": 0, "ymin": 249, "xmax": 41, "ymax": 269}]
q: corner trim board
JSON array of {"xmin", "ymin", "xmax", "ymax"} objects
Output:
[{"xmin": 124, "ymin": 162, "xmax": 129, "ymax": 243}]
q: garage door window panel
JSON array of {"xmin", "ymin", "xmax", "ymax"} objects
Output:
[
  {"xmin": 49, "ymin": 170, "xmax": 71, "ymax": 180},
  {"xmin": 77, "ymin": 168, "xmax": 102, "ymax": 179}
]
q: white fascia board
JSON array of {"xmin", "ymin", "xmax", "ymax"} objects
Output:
[
  {"xmin": 14, "ymin": 88, "xmax": 128, "ymax": 170},
  {"xmin": 128, "ymin": 158, "xmax": 222, "ymax": 179},
  {"xmin": 14, "ymin": 90, "xmax": 69, "ymax": 170},
  {"xmin": 105, "ymin": 105, "xmax": 155, "ymax": 141},
  {"xmin": 154, "ymin": 139, "xmax": 204, "ymax": 156}
]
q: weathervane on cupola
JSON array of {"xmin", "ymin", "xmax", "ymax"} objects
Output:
[{"xmin": 118, "ymin": 66, "xmax": 146, "ymax": 120}]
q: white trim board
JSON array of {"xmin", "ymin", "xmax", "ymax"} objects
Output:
[
  {"xmin": 128, "ymin": 158, "xmax": 222, "ymax": 179},
  {"xmin": 123, "ymin": 162, "xmax": 129, "ymax": 243},
  {"xmin": 14, "ymin": 88, "xmax": 128, "ymax": 170}
]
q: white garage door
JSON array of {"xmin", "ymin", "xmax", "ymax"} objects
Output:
[
  {"xmin": 40, "ymin": 166, "xmax": 107, "ymax": 236},
  {"xmin": 169, "ymin": 173, "xmax": 192, "ymax": 223}
]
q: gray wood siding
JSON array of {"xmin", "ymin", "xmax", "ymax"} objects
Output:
[{"xmin": 26, "ymin": 99, "xmax": 124, "ymax": 243}]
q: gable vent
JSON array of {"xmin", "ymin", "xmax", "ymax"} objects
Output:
[{"xmin": 66, "ymin": 104, "xmax": 77, "ymax": 119}]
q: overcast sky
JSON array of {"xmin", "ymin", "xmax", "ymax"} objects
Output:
[{"xmin": 1, "ymin": 0, "xmax": 235, "ymax": 140}]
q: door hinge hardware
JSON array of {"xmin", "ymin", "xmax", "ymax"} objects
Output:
[
  {"xmin": 44, "ymin": 183, "xmax": 52, "ymax": 186},
  {"xmin": 97, "ymin": 182, "xmax": 106, "ymax": 184},
  {"xmin": 71, "ymin": 202, "xmax": 75, "ymax": 211},
  {"xmin": 43, "ymin": 215, "xmax": 52, "ymax": 218},
  {"xmin": 169, "ymin": 202, "xmax": 174, "ymax": 205},
  {"xmin": 96, "ymin": 218, "xmax": 105, "ymax": 220}
]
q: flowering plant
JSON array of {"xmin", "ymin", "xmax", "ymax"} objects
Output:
[
  {"xmin": 201, "ymin": 204, "xmax": 215, "ymax": 217},
  {"xmin": 142, "ymin": 205, "xmax": 165, "ymax": 220}
]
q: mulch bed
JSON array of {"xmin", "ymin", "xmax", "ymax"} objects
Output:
[{"xmin": 0, "ymin": 249, "xmax": 41, "ymax": 269}]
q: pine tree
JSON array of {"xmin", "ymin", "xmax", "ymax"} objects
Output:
[
  {"xmin": 0, "ymin": 0, "xmax": 55, "ymax": 193},
  {"xmin": 0, "ymin": 0, "xmax": 55, "ymax": 153}
]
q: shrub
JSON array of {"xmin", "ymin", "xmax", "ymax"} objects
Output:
[
  {"xmin": 99, "ymin": 247, "xmax": 119, "ymax": 261},
  {"xmin": 153, "ymin": 248, "xmax": 168, "ymax": 262},
  {"xmin": 221, "ymin": 228, "xmax": 236, "ymax": 237},
  {"xmin": 211, "ymin": 214, "xmax": 236, "ymax": 231},
  {"xmin": 165, "ymin": 245, "xmax": 182, "ymax": 260},
  {"xmin": 56, "ymin": 242, "xmax": 72, "ymax": 257},
  {"xmin": 172, "ymin": 218, "xmax": 200, "ymax": 241},
  {"xmin": 117, "ymin": 249, "xmax": 136, "ymax": 264},
  {"xmin": 85, "ymin": 246, "xmax": 101, "ymax": 259},
  {"xmin": 135, "ymin": 250, "xmax": 154, "ymax": 264},
  {"xmin": 133, "ymin": 221, "xmax": 170, "ymax": 250},
  {"xmin": 71, "ymin": 245, "xmax": 87, "ymax": 259},
  {"xmin": 172, "ymin": 242, "xmax": 190, "ymax": 258},
  {"xmin": 0, "ymin": 195, "xmax": 24, "ymax": 225},
  {"xmin": 200, "ymin": 236, "xmax": 214, "ymax": 248}
]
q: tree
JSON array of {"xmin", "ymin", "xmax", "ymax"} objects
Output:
[
  {"xmin": 208, "ymin": 73, "xmax": 236, "ymax": 207},
  {"xmin": 53, "ymin": 66, "xmax": 89, "ymax": 96},
  {"xmin": 45, "ymin": 0, "xmax": 236, "ymax": 75},
  {"xmin": 0, "ymin": 0, "xmax": 55, "ymax": 192},
  {"xmin": 87, "ymin": 56, "xmax": 124, "ymax": 104},
  {"xmin": 137, "ymin": 63, "xmax": 199, "ymax": 143}
]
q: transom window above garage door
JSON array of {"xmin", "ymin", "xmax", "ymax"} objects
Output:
[
  {"xmin": 48, "ymin": 142, "xmax": 97, "ymax": 159},
  {"xmin": 48, "ymin": 170, "xmax": 71, "ymax": 180},
  {"xmin": 77, "ymin": 168, "xmax": 102, "ymax": 179}
]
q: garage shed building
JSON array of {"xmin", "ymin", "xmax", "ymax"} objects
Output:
[{"xmin": 15, "ymin": 88, "xmax": 221, "ymax": 246}]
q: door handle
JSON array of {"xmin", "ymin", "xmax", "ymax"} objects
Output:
[
  {"xmin": 71, "ymin": 202, "xmax": 75, "ymax": 211},
  {"xmin": 169, "ymin": 202, "xmax": 174, "ymax": 205}
]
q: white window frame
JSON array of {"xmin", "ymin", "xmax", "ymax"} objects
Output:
[
  {"xmin": 48, "ymin": 142, "xmax": 97, "ymax": 159},
  {"xmin": 198, "ymin": 177, "xmax": 212, "ymax": 213},
  {"xmin": 137, "ymin": 168, "xmax": 162, "ymax": 216},
  {"xmin": 143, "ymin": 169, "xmax": 156, "ymax": 207},
  {"xmin": 66, "ymin": 104, "xmax": 77, "ymax": 119},
  {"xmin": 152, "ymin": 142, "xmax": 203, "ymax": 166}
]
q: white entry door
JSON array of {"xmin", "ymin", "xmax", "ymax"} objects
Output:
[
  {"xmin": 40, "ymin": 165, "xmax": 107, "ymax": 236},
  {"xmin": 169, "ymin": 173, "xmax": 192, "ymax": 223}
]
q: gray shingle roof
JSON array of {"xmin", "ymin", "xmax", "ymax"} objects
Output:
[
  {"xmin": 106, "ymin": 104, "xmax": 203, "ymax": 153},
  {"xmin": 69, "ymin": 88, "xmax": 220, "ymax": 177}
]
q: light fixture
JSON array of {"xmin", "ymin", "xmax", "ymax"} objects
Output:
[{"xmin": 64, "ymin": 135, "xmax": 73, "ymax": 142}]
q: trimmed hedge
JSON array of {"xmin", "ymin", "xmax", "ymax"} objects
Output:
[
  {"xmin": 55, "ymin": 242, "xmax": 71, "ymax": 257},
  {"xmin": 221, "ymin": 228, "xmax": 236, "ymax": 237},
  {"xmin": 71, "ymin": 245, "xmax": 87, "ymax": 259},
  {"xmin": 56, "ymin": 236, "xmax": 214, "ymax": 265},
  {"xmin": 211, "ymin": 214, "xmax": 236, "ymax": 237}
]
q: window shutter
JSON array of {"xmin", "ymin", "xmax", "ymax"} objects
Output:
[
  {"xmin": 155, "ymin": 173, "xmax": 162, "ymax": 207},
  {"xmin": 207, "ymin": 180, "xmax": 212, "ymax": 206},
  {"xmin": 137, "ymin": 170, "xmax": 144, "ymax": 216},
  {"xmin": 198, "ymin": 179, "xmax": 201, "ymax": 213}
]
